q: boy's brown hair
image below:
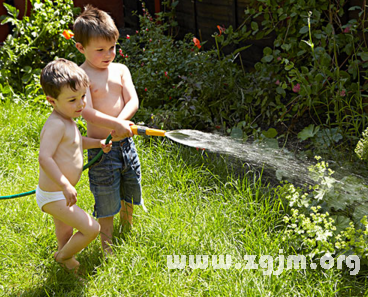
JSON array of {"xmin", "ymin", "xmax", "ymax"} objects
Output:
[
  {"xmin": 40, "ymin": 58, "xmax": 89, "ymax": 99},
  {"xmin": 73, "ymin": 5, "xmax": 119, "ymax": 47}
]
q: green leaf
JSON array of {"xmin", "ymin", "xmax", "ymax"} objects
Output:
[
  {"xmin": 299, "ymin": 26, "xmax": 309, "ymax": 34},
  {"xmin": 251, "ymin": 21, "xmax": 259, "ymax": 31},
  {"xmin": 262, "ymin": 55, "xmax": 274, "ymax": 62},
  {"xmin": 360, "ymin": 52, "xmax": 368, "ymax": 61},
  {"xmin": 230, "ymin": 126, "xmax": 243, "ymax": 139},
  {"xmin": 297, "ymin": 124, "xmax": 320, "ymax": 141},
  {"xmin": 262, "ymin": 128, "xmax": 278, "ymax": 138}
]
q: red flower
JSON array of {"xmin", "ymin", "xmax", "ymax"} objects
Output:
[
  {"xmin": 144, "ymin": 88, "xmax": 148, "ymax": 92},
  {"xmin": 146, "ymin": 28, "xmax": 149, "ymax": 31},
  {"xmin": 149, "ymin": 39, "xmax": 152, "ymax": 42},
  {"xmin": 275, "ymin": 80, "xmax": 280, "ymax": 85},
  {"xmin": 62, "ymin": 30, "xmax": 74, "ymax": 40},
  {"xmin": 119, "ymin": 49, "xmax": 124, "ymax": 56},
  {"xmin": 169, "ymin": 96, "xmax": 172, "ymax": 99},
  {"xmin": 126, "ymin": 35, "xmax": 130, "ymax": 39},
  {"xmin": 136, "ymin": 30, "xmax": 139, "ymax": 34},
  {"xmin": 215, "ymin": 125, "xmax": 221, "ymax": 129},
  {"xmin": 125, "ymin": 54, "xmax": 128, "ymax": 58},
  {"xmin": 292, "ymin": 83, "xmax": 301, "ymax": 93},
  {"xmin": 343, "ymin": 26, "xmax": 351, "ymax": 33},
  {"xmin": 340, "ymin": 90, "xmax": 346, "ymax": 97},
  {"xmin": 164, "ymin": 71, "xmax": 168, "ymax": 78},
  {"xmin": 217, "ymin": 25, "xmax": 225, "ymax": 36},
  {"xmin": 193, "ymin": 37, "xmax": 201, "ymax": 49}
]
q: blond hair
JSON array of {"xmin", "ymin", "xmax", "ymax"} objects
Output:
[
  {"xmin": 40, "ymin": 58, "xmax": 89, "ymax": 99},
  {"xmin": 73, "ymin": 5, "xmax": 119, "ymax": 46}
]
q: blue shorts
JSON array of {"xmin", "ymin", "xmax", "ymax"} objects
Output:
[{"xmin": 88, "ymin": 137, "xmax": 145, "ymax": 218}]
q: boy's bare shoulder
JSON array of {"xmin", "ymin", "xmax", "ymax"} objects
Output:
[
  {"xmin": 110, "ymin": 62, "xmax": 130, "ymax": 74},
  {"xmin": 41, "ymin": 114, "xmax": 66, "ymax": 138}
]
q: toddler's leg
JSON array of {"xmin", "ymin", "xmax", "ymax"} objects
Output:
[
  {"xmin": 43, "ymin": 200, "xmax": 100, "ymax": 270},
  {"xmin": 120, "ymin": 201, "xmax": 133, "ymax": 229},
  {"xmin": 53, "ymin": 218, "xmax": 73, "ymax": 251},
  {"xmin": 98, "ymin": 216, "xmax": 114, "ymax": 255}
]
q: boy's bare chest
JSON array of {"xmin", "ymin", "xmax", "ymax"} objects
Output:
[{"xmin": 89, "ymin": 75, "xmax": 125, "ymax": 114}]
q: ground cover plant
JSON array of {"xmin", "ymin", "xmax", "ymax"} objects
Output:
[{"xmin": 1, "ymin": 0, "xmax": 368, "ymax": 295}]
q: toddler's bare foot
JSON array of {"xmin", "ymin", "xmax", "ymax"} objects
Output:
[{"xmin": 54, "ymin": 252, "xmax": 80, "ymax": 272}]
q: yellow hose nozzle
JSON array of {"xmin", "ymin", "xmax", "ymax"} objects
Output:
[{"xmin": 130, "ymin": 125, "xmax": 166, "ymax": 137}]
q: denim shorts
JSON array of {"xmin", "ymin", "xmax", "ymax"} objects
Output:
[{"xmin": 88, "ymin": 137, "xmax": 144, "ymax": 218}]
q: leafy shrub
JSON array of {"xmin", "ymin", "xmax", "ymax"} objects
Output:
[
  {"xmin": 355, "ymin": 127, "xmax": 368, "ymax": 161},
  {"xmin": 0, "ymin": 0, "xmax": 82, "ymax": 101},
  {"xmin": 117, "ymin": 2, "xmax": 253, "ymax": 131},
  {"xmin": 278, "ymin": 157, "xmax": 368, "ymax": 262},
  {"xmin": 242, "ymin": 0, "xmax": 368, "ymax": 143}
]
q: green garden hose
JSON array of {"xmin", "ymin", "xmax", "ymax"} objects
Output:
[{"xmin": 0, "ymin": 134, "xmax": 112, "ymax": 200}]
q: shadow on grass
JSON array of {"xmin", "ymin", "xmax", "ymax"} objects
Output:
[{"xmin": 8, "ymin": 245, "xmax": 104, "ymax": 297}]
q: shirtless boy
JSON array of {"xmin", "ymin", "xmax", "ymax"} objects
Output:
[
  {"xmin": 74, "ymin": 5, "xmax": 145, "ymax": 254},
  {"xmin": 37, "ymin": 58, "xmax": 111, "ymax": 271}
]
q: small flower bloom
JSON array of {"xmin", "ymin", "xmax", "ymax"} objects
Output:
[
  {"xmin": 144, "ymin": 88, "xmax": 148, "ymax": 92},
  {"xmin": 343, "ymin": 26, "xmax": 351, "ymax": 33},
  {"xmin": 293, "ymin": 83, "xmax": 301, "ymax": 93},
  {"xmin": 125, "ymin": 54, "xmax": 128, "ymax": 58},
  {"xmin": 149, "ymin": 38, "xmax": 152, "ymax": 42},
  {"xmin": 143, "ymin": 48, "xmax": 146, "ymax": 52},
  {"xmin": 136, "ymin": 30, "xmax": 139, "ymax": 34},
  {"xmin": 277, "ymin": 56, "xmax": 282, "ymax": 61},
  {"xmin": 146, "ymin": 28, "xmax": 149, "ymax": 31},
  {"xmin": 141, "ymin": 62, "xmax": 144, "ymax": 66},
  {"xmin": 149, "ymin": 17, "xmax": 153, "ymax": 21},
  {"xmin": 119, "ymin": 49, "xmax": 124, "ymax": 57},
  {"xmin": 193, "ymin": 37, "xmax": 201, "ymax": 49},
  {"xmin": 276, "ymin": 80, "xmax": 280, "ymax": 85},
  {"xmin": 217, "ymin": 25, "xmax": 225, "ymax": 36},
  {"xmin": 164, "ymin": 71, "xmax": 168, "ymax": 77},
  {"xmin": 169, "ymin": 96, "xmax": 172, "ymax": 99},
  {"xmin": 126, "ymin": 35, "xmax": 130, "ymax": 39},
  {"xmin": 215, "ymin": 125, "xmax": 221, "ymax": 129},
  {"xmin": 340, "ymin": 90, "xmax": 346, "ymax": 97},
  {"xmin": 62, "ymin": 29, "xmax": 74, "ymax": 40}
]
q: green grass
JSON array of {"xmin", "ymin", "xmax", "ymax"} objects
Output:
[{"xmin": 0, "ymin": 101, "xmax": 367, "ymax": 296}]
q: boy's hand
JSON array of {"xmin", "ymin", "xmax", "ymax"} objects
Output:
[
  {"xmin": 62, "ymin": 183, "xmax": 78, "ymax": 207},
  {"xmin": 111, "ymin": 120, "xmax": 134, "ymax": 141},
  {"xmin": 100, "ymin": 139, "xmax": 112, "ymax": 153}
]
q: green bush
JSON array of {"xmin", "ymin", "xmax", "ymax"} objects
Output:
[
  {"xmin": 0, "ymin": 0, "xmax": 82, "ymax": 102},
  {"xmin": 242, "ymin": 0, "xmax": 368, "ymax": 143}
]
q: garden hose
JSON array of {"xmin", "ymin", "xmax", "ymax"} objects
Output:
[{"xmin": 0, "ymin": 125, "xmax": 166, "ymax": 200}]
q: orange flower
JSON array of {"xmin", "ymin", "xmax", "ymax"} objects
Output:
[
  {"xmin": 193, "ymin": 37, "xmax": 201, "ymax": 49},
  {"xmin": 62, "ymin": 30, "xmax": 74, "ymax": 40},
  {"xmin": 217, "ymin": 25, "xmax": 225, "ymax": 36}
]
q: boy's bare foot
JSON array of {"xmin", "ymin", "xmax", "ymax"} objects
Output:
[{"xmin": 54, "ymin": 252, "xmax": 80, "ymax": 272}]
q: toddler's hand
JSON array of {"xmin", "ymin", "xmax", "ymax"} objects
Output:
[
  {"xmin": 111, "ymin": 120, "xmax": 134, "ymax": 141},
  {"xmin": 62, "ymin": 183, "xmax": 77, "ymax": 207},
  {"xmin": 100, "ymin": 138, "xmax": 112, "ymax": 153}
]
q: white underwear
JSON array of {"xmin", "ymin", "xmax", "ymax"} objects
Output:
[{"xmin": 36, "ymin": 185, "xmax": 65, "ymax": 211}]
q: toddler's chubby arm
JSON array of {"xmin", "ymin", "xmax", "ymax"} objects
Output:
[
  {"xmin": 116, "ymin": 64, "xmax": 139, "ymax": 121},
  {"xmin": 82, "ymin": 137, "xmax": 112, "ymax": 153},
  {"xmin": 82, "ymin": 87, "xmax": 134, "ymax": 140},
  {"xmin": 38, "ymin": 119, "xmax": 77, "ymax": 207}
]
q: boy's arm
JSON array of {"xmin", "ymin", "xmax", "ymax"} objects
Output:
[
  {"xmin": 82, "ymin": 87, "xmax": 133, "ymax": 139},
  {"xmin": 82, "ymin": 136, "xmax": 112, "ymax": 153},
  {"xmin": 38, "ymin": 120, "xmax": 77, "ymax": 207},
  {"xmin": 117, "ymin": 64, "xmax": 139, "ymax": 121}
]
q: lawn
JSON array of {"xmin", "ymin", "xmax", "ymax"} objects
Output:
[{"xmin": 0, "ymin": 101, "xmax": 366, "ymax": 296}]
